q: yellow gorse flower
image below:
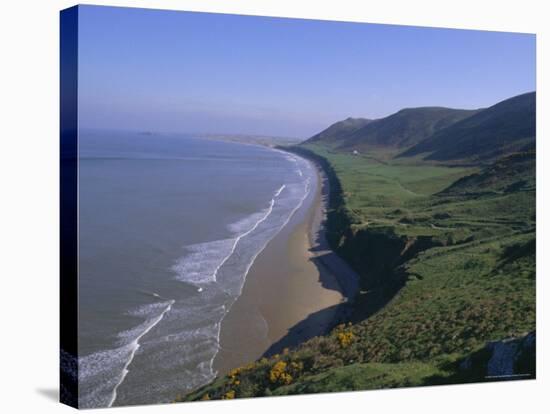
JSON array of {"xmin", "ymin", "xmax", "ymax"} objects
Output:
[
  {"xmin": 268, "ymin": 360, "xmax": 295, "ymax": 385},
  {"xmin": 334, "ymin": 324, "xmax": 355, "ymax": 348},
  {"xmin": 223, "ymin": 390, "xmax": 236, "ymax": 400}
]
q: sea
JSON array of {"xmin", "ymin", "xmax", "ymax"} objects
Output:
[{"xmin": 75, "ymin": 130, "xmax": 314, "ymax": 407}]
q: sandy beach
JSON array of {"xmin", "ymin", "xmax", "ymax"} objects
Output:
[{"xmin": 213, "ymin": 156, "xmax": 359, "ymax": 375}]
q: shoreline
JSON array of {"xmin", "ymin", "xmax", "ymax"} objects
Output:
[
  {"xmin": 212, "ymin": 151, "xmax": 359, "ymax": 376},
  {"xmin": 308, "ymin": 163, "xmax": 360, "ymax": 302}
]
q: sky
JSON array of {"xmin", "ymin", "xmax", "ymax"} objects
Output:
[{"xmin": 77, "ymin": 5, "xmax": 536, "ymax": 138}]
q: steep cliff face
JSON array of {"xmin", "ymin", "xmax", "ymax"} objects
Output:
[
  {"xmin": 337, "ymin": 227, "xmax": 406, "ymax": 291},
  {"xmin": 337, "ymin": 228, "xmax": 444, "ymax": 291}
]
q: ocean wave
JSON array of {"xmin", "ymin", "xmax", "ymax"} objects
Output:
[
  {"xmin": 171, "ymin": 239, "xmax": 235, "ymax": 286},
  {"xmin": 105, "ymin": 302, "xmax": 224, "ymax": 405},
  {"xmin": 78, "ymin": 299, "xmax": 174, "ymax": 408},
  {"xmin": 173, "ymin": 184, "xmax": 287, "ymax": 288},
  {"xmin": 274, "ymin": 184, "xmax": 286, "ymax": 197},
  {"xmin": 227, "ymin": 208, "xmax": 270, "ymax": 235}
]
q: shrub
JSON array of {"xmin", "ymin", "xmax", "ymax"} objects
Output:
[
  {"xmin": 223, "ymin": 390, "xmax": 235, "ymax": 400},
  {"xmin": 334, "ymin": 324, "xmax": 356, "ymax": 348},
  {"xmin": 269, "ymin": 361, "xmax": 293, "ymax": 385}
]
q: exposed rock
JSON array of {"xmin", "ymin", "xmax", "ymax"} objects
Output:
[{"xmin": 460, "ymin": 331, "xmax": 535, "ymax": 381}]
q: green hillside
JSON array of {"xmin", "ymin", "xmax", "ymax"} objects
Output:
[
  {"xmin": 442, "ymin": 151, "xmax": 535, "ymax": 195},
  {"xmin": 340, "ymin": 107, "xmax": 478, "ymax": 150},
  {"xmin": 178, "ymin": 141, "xmax": 535, "ymax": 402},
  {"xmin": 305, "ymin": 107, "xmax": 477, "ymax": 151},
  {"xmin": 401, "ymin": 92, "xmax": 536, "ymax": 161},
  {"xmin": 306, "ymin": 117, "xmax": 372, "ymax": 146}
]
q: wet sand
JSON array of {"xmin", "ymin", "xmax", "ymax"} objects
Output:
[{"xmin": 213, "ymin": 157, "xmax": 359, "ymax": 375}]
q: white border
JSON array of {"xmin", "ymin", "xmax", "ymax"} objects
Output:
[{"xmin": 1, "ymin": 1, "xmax": 547, "ymax": 413}]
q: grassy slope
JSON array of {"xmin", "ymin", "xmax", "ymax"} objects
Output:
[
  {"xmin": 340, "ymin": 107, "xmax": 478, "ymax": 150},
  {"xmin": 304, "ymin": 107, "xmax": 477, "ymax": 152},
  {"xmin": 303, "ymin": 145, "xmax": 479, "ymax": 234},
  {"xmin": 307, "ymin": 117, "xmax": 372, "ymax": 146},
  {"xmin": 401, "ymin": 92, "xmax": 536, "ymax": 161},
  {"xmin": 180, "ymin": 144, "xmax": 535, "ymax": 402}
]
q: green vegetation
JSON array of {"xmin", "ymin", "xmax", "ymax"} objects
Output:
[
  {"xmin": 341, "ymin": 107, "xmax": 478, "ymax": 150},
  {"xmin": 402, "ymin": 92, "xmax": 535, "ymax": 161},
  {"xmin": 178, "ymin": 93, "xmax": 535, "ymax": 402},
  {"xmin": 271, "ymin": 362, "xmax": 446, "ymax": 394},
  {"xmin": 308, "ymin": 92, "xmax": 535, "ymax": 164},
  {"xmin": 307, "ymin": 107, "xmax": 477, "ymax": 152},
  {"xmin": 308, "ymin": 117, "xmax": 372, "ymax": 146}
]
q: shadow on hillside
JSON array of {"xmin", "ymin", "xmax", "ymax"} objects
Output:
[
  {"xmin": 309, "ymin": 251, "xmax": 351, "ymax": 296},
  {"xmin": 262, "ymin": 302, "xmax": 351, "ymax": 357},
  {"xmin": 306, "ymin": 197, "xmax": 360, "ymax": 300},
  {"xmin": 261, "ymin": 278, "xmax": 404, "ymax": 358},
  {"xmin": 349, "ymin": 279, "xmax": 405, "ymax": 323},
  {"xmin": 308, "ymin": 222, "xmax": 406, "ymax": 324}
]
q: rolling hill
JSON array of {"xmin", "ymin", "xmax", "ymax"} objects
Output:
[
  {"xmin": 305, "ymin": 107, "xmax": 478, "ymax": 151},
  {"xmin": 441, "ymin": 151, "xmax": 535, "ymax": 195},
  {"xmin": 306, "ymin": 117, "xmax": 372, "ymax": 146},
  {"xmin": 340, "ymin": 107, "xmax": 478, "ymax": 150},
  {"xmin": 401, "ymin": 92, "xmax": 536, "ymax": 161}
]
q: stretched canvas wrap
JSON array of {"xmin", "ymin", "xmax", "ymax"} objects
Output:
[{"xmin": 60, "ymin": 4, "xmax": 536, "ymax": 409}]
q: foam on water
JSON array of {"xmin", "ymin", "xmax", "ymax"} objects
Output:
[
  {"xmin": 171, "ymin": 239, "xmax": 235, "ymax": 285},
  {"xmin": 227, "ymin": 208, "xmax": 271, "ymax": 235},
  {"xmin": 172, "ymin": 194, "xmax": 284, "ymax": 289},
  {"xmin": 78, "ymin": 299, "xmax": 175, "ymax": 408},
  {"xmin": 274, "ymin": 184, "xmax": 286, "ymax": 197},
  {"xmin": 109, "ymin": 300, "xmax": 226, "ymax": 405}
]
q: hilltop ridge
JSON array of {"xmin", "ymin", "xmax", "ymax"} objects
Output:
[{"xmin": 305, "ymin": 92, "xmax": 535, "ymax": 163}]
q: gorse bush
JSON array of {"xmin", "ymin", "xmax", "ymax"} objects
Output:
[
  {"xmin": 223, "ymin": 390, "xmax": 235, "ymax": 400},
  {"xmin": 269, "ymin": 361, "xmax": 293, "ymax": 385},
  {"xmin": 334, "ymin": 323, "xmax": 355, "ymax": 348}
]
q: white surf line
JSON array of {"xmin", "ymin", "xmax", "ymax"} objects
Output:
[
  {"xmin": 236, "ymin": 175, "xmax": 312, "ymax": 299},
  {"xmin": 271, "ymin": 147, "xmax": 299, "ymax": 162},
  {"xmin": 205, "ymin": 153, "xmax": 313, "ymax": 383},
  {"xmin": 246, "ymin": 178, "xmax": 312, "ymax": 275},
  {"xmin": 210, "ymin": 174, "xmax": 313, "ymax": 378},
  {"xmin": 107, "ymin": 299, "xmax": 175, "ymax": 408},
  {"xmin": 274, "ymin": 184, "xmax": 286, "ymax": 197},
  {"xmin": 208, "ymin": 185, "xmax": 285, "ymax": 284}
]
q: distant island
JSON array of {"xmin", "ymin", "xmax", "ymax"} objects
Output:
[{"xmin": 179, "ymin": 91, "xmax": 535, "ymax": 401}]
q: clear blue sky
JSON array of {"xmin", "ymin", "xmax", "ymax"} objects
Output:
[{"xmin": 77, "ymin": 5, "xmax": 536, "ymax": 138}]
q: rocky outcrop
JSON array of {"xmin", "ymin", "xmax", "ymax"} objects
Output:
[{"xmin": 459, "ymin": 331, "xmax": 536, "ymax": 381}]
